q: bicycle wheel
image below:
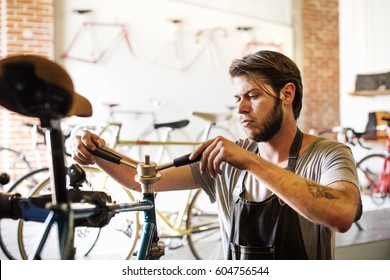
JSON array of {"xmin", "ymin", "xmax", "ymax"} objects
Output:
[
  {"xmin": 7, "ymin": 167, "xmax": 49, "ymax": 196},
  {"xmin": 356, "ymin": 153, "xmax": 388, "ymax": 205},
  {"xmin": 186, "ymin": 188, "xmax": 223, "ymax": 260},
  {"xmin": 0, "ymin": 168, "xmax": 50, "ymax": 260},
  {"xmin": 0, "ymin": 147, "xmax": 32, "ymax": 189},
  {"xmin": 17, "ymin": 166, "xmax": 140, "ymax": 260}
]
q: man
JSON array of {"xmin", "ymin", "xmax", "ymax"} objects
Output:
[{"xmin": 73, "ymin": 50, "xmax": 362, "ymax": 259}]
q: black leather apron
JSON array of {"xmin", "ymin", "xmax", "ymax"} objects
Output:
[{"xmin": 228, "ymin": 128, "xmax": 309, "ymax": 260}]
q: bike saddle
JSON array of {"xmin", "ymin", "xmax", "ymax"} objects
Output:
[
  {"xmin": 0, "ymin": 55, "xmax": 92, "ymax": 119},
  {"xmin": 190, "ymin": 111, "xmax": 233, "ymax": 123},
  {"xmin": 153, "ymin": 119, "xmax": 189, "ymax": 130}
]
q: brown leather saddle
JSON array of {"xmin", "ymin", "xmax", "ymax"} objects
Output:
[{"xmin": 0, "ymin": 54, "xmax": 92, "ymax": 119}]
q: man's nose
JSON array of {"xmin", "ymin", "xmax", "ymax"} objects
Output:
[{"xmin": 237, "ymin": 98, "xmax": 250, "ymax": 114}]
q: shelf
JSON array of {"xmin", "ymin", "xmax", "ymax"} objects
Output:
[{"xmin": 349, "ymin": 90, "xmax": 390, "ymax": 96}]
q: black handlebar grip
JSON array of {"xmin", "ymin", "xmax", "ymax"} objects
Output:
[
  {"xmin": 91, "ymin": 147, "xmax": 122, "ymax": 165},
  {"xmin": 173, "ymin": 153, "xmax": 202, "ymax": 167}
]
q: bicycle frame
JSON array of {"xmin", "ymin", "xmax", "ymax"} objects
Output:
[
  {"xmin": 377, "ymin": 155, "xmax": 390, "ymax": 194},
  {"xmin": 374, "ymin": 124, "xmax": 390, "ymax": 195},
  {"xmin": 354, "ymin": 118, "xmax": 390, "ymax": 206},
  {"xmin": 359, "ymin": 155, "xmax": 390, "ymax": 193},
  {"xmin": 151, "ymin": 19, "xmax": 227, "ymax": 71},
  {"xmin": 61, "ymin": 22, "xmax": 135, "ymax": 64}
]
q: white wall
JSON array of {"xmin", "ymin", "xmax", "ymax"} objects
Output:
[
  {"xmin": 55, "ymin": 0, "xmax": 293, "ymax": 144},
  {"xmin": 55, "ymin": 0, "xmax": 390, "ymax": 145},
  {"xmin": 340, "ymin": 0, "xmax": 390, "ymax": 132}
]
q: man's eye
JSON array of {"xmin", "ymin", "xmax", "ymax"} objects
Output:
[
  {"xmin": 234, "ymin": 97, "xmax": 240, "ymax": 103},
  {"xmin": 248, "ymin": 94, "xmax": 258, "ymax": 100}
]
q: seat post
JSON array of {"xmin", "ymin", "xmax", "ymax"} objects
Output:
[
  {"xmin": 40, "ymin": 117, "xmax": 74, "ymax": 260},
  {"xmin": 201, "ymin": 122, "xmax": 214, "ymax": 142},
  {"xmin": 41, "ymin": 118, "xmax": 68, "ymax": 204}
]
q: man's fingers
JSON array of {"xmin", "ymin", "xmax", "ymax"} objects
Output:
[
  {"xmin": 189, "ymin": 139, "xmax": 214, "ymax": 161},
  {"xmin": 207, "ymin": 146, "xmax": 224, "ymax": 178},
  {"xmin": 73, "ymin": 133, "xmax": 97, "ymax": 165},
  {"xmin": 190, "ymin": 137, "xmax": 229, "ymax": 177}
]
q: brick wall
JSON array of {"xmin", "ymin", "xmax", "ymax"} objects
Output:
[
  {"xmin": 301, "ymin": 0, "xmax": 340, "ymax": 133},
  {"xmin": 1, "ymin": 0, "xmax": 54, "ymax": 57},
  {"xmin": 0, "ymin": 0, "xmax": 54, "ymax": 173}
]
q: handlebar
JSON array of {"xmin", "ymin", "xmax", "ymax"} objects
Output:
[{"xmin": 317, "ymin": 126, "xmax": 372, "ymax": 150}]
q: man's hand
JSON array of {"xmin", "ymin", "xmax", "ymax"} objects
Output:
[
  {"xmin": 72, "ymin": 130, "xmax": 106, "ymax": 165},
  {"xmin": 190, "ymin": 136, "xmax": 253, "ymax": 178}
]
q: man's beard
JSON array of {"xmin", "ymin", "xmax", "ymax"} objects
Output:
[{"xmin": 249, "ymin": 101, "xmax": 283, "ymax": 142}]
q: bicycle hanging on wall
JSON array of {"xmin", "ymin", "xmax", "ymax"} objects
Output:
[
  {"xmin": 61, "ymin": 9, "xmax": 135, "ymax": 64},
  {"xmin": 151, "ymin": 18, "xmax": 228, "ymax": 71}
]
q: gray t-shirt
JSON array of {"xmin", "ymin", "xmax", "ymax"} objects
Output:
[{"xmin": 189, "ymin": 137, "xmax": 359, "ymax": 259}]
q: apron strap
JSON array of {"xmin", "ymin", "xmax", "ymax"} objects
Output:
[
  {"xmin": 287, "ymin": 128, "xmax": 304, "ymax": 172},
  {"xmin": 232, "ymin": 171, "xmax": 247, "ymax": 203}
]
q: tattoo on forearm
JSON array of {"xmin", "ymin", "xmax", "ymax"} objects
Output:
[{"xmin": 305, "ymin": 180, "xmax": 337, "ymax": 199}]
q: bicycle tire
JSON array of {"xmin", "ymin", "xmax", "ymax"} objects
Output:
[
  {"xmin": 0, "ymin": 147, "xmax": 32, "ymax": 189},
  {"xmin": 186, "ymin": 188, "xmax": 223, "ymax": 260},
  {"xmin": 17, "ymin": 166, "xmax": 140, "ymax": 260},
  {"xmin": 356, "ymin": 153, "xmax": 388, "ymax": 205},
  {"xmin": 7, "ymin": 167, "xmax": 49, "ymax": 195},
  {"xmin": 0, "ymin": 167, "xmax": 50, "ymax": 260}
]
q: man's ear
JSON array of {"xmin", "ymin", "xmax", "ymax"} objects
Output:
[{"xmin": 281, "ymin": 83, "xmax": 295, "ymax": 104}]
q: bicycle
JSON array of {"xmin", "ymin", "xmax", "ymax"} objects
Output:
[
  {"xmin": 354, "ymin": 118, "xmax": 390, "ymax": 205},
  {"xmin": 69, "ymin": 113, "xmax": 223, "ymax": 259},
  {"xmin": 7, "ymin": 161, "xmax": 221, "ymax": 260},
  {"xmin": 0, "ymin": 54, "xmax": 217, "ymax": 260},
  {"xmin": 61, "ymin": 9, "xmax": 135, "ymax": 64},
  {"xmin": 151, "ymin": 18, "xmax": 228, "ymax": 71},
  {"xmin": 0, "ymin": 107, "xmax": 154, "ymax": 260},
  {"xmin": 317, "ymin": 124, "xmax": 390, "ymax": 206},
  {"xmin": 1, "ymin": 150, "xmax": 206, "ymax": 260},
  {"xmin": 1, "ymin": 105, "xmax": 223, "ymax": 260},
  {"xmin": 0, "ymin": 55, "xmax": 121, "ymax": 260}
]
